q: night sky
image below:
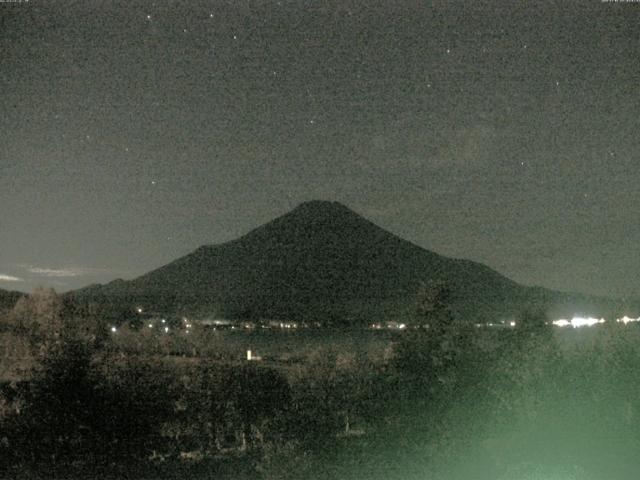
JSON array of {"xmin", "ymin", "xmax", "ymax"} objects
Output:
[{"xmin": 1, "ymin": 0, "xmax": 639, "ymax": 298}]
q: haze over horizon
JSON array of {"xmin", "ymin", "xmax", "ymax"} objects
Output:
[{"xmin": 2, "ymin": 1, "xmax": 639, "ymax": 297}]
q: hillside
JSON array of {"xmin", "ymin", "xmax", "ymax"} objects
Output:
[{"xmin": 74, "ymin": 201, "xmax": 618, "ymax": 325}]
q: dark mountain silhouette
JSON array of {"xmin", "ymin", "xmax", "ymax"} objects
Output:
[{"xmin": 74, "ymin": 201, "xmax": 619, "ymax": 325}]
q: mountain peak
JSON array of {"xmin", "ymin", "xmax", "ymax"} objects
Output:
[
  {"xmin": 229, "ymin": 200, "xmax": 369, "ymax": 249},
  {"xmin": 291, "ymin": 200, "xmax": 352, "ymax": 215}
]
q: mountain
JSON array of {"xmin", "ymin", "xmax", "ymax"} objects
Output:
[{"xmin": 74, "ymin": 201, "xmax": 619, "ymax": 325}]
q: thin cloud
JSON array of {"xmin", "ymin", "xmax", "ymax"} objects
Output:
[
  {"xmin": 0, "ymin": 274, "xmax": 23, "ymax": 282},
  {"xmin": 24, "ymin": 265, "xmax": 127, "ymax": 278},
  {"xmin": 28, "ymin": 267, "xmax": 87, "ymax": 278}
]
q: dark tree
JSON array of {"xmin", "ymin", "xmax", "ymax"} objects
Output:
[
  {"xmin": 393, "ymin": 280, "xmax": 468, "ymax": 399},
  {"xmin": 514, "ymin": 305, "xmax": 552, "ymax": 341},
  {"xmin": 416, "ymin": 280, "xmax": 454, "ymax": 332}
]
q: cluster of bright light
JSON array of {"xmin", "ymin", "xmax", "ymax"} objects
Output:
[
  {"xmin": 180, "ymin": 317, "xmax": 193, "ymax": 330},
  {"xmin": 553, "ymin": 316, "xmax": 605, "ymax": 328},
  {"xmin": 553, "ymin": 319, "xmax": 571, "ymax": 328},
  {"xmin": 617, "ymin": 315, "xmax": 640, "ymax": 325},
  {"xmin": 370, "ymin": 322, "xmax": 407, "ymax": 330},
  {"xmin": 164, "ymin": 326, "xmax": 169, "ymax": 333},
  {"xmin": 110, "ymin": 326, "xmax": 117, "ymax": 333},
  {"xmin": 278, "ymin": 322, "xmax": 298, "ymax": 329}
]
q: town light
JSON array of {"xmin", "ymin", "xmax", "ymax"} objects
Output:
[
  {"xmin": 553, "ymin": 317, "xmax": 605, "ymax": 328},
  {"xmin": 553, "ymin": 319, "xmax": 571, "ymax": 328},
  {"xmin": 618, "ymin": 315, "xmax": 640, "ymax": 325},
  {"xmin": 570, "ymin": 316, "xmax": 604, "ymax": 328}
]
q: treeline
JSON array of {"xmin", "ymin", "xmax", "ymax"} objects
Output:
[
  {"xmin": 0, "ymin": 286, "xmax": 476, "ymax": 478},
  {"xmin": 3, "ymin": 288, "xmax": 640, "ymax": 479}
]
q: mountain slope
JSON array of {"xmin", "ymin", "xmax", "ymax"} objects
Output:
[{"xmin": 74, "ymin": 201, "xmax": 618, "ymax": 324}]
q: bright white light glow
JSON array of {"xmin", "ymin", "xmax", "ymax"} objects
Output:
[
  {"xmin": 572, "ymin": 316, "xmax": 605, "ymax": 328},
  {"xmin": 617, "ymin": 316, "xmax": 640, "ymax": 325},
  {"xmin": 110, "ymin": 326, "xmax": 117, "ymax": 333},
  {"xmin": 553, "ymin": 319, "xmax": 571, "ymax": 328},
  {"xmin": 164, "ymin": 326, "xmax": 169, "ymax": 333},
  {"xmin": 553, "ymin": 316, "xmax": 605, "ymax": 328},
  {"xmin": 509, "ymin": 321, "xmax": 516, "ymax": 327}
]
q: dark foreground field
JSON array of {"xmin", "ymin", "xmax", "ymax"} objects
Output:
[{"xmin": 3, "ymin": 309, "xmax": 640, "ymax": 479}]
